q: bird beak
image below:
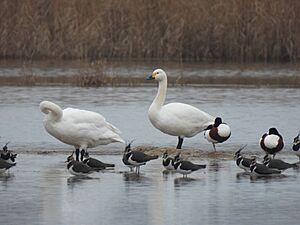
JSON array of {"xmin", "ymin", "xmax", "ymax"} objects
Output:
[{"xmin": 146, "ymin": 73, "xmax": 155, "ymax": 80}]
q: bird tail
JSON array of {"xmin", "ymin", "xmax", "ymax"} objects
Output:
[
  {"xmin": 146, "ymin": 155, "xmax": 159, "ymax": 161},
  {"xmin": 195, "ymin": 164, "xmax": 206, "ymax": 169}
]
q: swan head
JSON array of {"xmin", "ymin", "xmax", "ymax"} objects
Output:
[{"xmin": 146, "ymin": 69, "xmax": 167, "ymax": 82}]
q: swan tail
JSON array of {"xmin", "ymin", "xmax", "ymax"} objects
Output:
[
  {"xmin": 113, "ymin": 137, "xmax": 125, "ymax": 144},
  {"xmin": 106, "ymin": 122, "xmax": 122, "ymax": 135}
]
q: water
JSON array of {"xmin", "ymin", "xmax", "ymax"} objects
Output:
[
  {"xmin": 0, "ymin": 61, "xmax": 299, "ymax": 225},
  {"xmin": 0, "ymin": 60, "xmax": 300, "ymax": 77},
  {"xmin": 1, "ymin": 154, "xmax": 300, "ymax": 225},
  {"xmin": 0, "ymin": 86, "xmax": 299, "ymax": 152}
]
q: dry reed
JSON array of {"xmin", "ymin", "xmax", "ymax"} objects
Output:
[{"xmin": 0, "ymin": 0, "xmax": 299, "ymax": 62}]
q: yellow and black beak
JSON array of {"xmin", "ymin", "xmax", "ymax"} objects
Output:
[{"xmin": 146, "ymin": 73, "xmax": 156, "ymax": 80}]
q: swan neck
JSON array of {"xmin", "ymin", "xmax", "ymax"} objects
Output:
[
  {"xmin": 40, "ymin": 101, "xmax": 63, "ymax": 121},
  {"xmin": 152, "ymin": 77, "xmax": 167, "ymax": 109}
]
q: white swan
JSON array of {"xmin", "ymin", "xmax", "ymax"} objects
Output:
[
  {"xmin": 40, "ymin": 101, "xmax": 125, "ymax": 161},
  {"xmin": 146, "ymin": 69, "xmax": 215, "ymax": 149}
]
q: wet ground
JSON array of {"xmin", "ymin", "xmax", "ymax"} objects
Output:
[{"xmin": 1, "ymin": 153, "xmax": 300, "ymax": 225}]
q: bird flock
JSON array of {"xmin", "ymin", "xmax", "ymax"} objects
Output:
[{"xmin": 0, "ymin": 69, "xmax": 299, "ymax": 179}]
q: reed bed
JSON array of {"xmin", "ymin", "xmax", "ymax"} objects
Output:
[{"xmin": 0, "ymin": 0, "xmax": 299, "ymax": 62}]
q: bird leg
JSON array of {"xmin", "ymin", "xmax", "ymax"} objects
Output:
[
  {"xmin": 177, "ymin": 137, "xmax": 184, "ymax": 149},
  {"xmin": 75, "ymin": 149, "xmax": 80, "ymax": 161},
  {"xmin": 213, "ymin": 143, "xmax": 216, "ymax": 152},
  {"xmin": 80, "ymin": 149, "xmax": 85, "ymax": 161}
]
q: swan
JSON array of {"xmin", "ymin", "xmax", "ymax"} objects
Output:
[
  {"xmin": 40, "ymin": 101, "xmax": 125, "ymax": 161},
  {"xmin": 146, "ymin": 69, "xmax": 215, "ymax": 149}
]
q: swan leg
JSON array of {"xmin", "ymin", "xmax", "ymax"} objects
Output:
[
  {"xmin": 177, "ymin": 137, "xmax": 184, "ymax": 149},
  {"xmin": 75, "ymin": 149, "xmax": 80, "ymax": 161},
  {"xmin": 80, "ymin": 149, "xmax": 85, "ymax": 161}
]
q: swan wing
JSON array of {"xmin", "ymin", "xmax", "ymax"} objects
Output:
[{"xmin": 151, "ymin": 103, "xmax": 214, "ymax": 137}]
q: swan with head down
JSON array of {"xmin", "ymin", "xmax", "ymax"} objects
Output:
[
  {"xmin": 146, "ymin": 69, "xmax": 219, "ymax": 149},
  {"xmin": 40, "ymin": 101, "xmax": 124, "ymax": 161}
]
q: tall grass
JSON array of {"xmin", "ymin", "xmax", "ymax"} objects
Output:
[{"xmin": 0, "ymin": 0, "xmax": 299, "ymax": 62}]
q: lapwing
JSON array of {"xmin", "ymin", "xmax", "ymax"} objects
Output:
[
  {"xmin": 0, "ymin": 159, "xmax": 16, "ymax": 174},
  {"xmin": 250, "ymin": 158, "xmax": 281, "ymax": 176},
  {"xmin": 122, "ymin": 143, "xmax": 138, "ymax": 171},
  {"xmin": 65, "ymin": 152, "xmax": 97, "ymax": 176},
  {"xmin": 292, "ymin": 132, "xmax": 300, "ymax": 160},
  {"xmin": 263, "ymin": 154, "xmax": 298, "ymax": 171},
  {"xmin": 260, "ymin": 127, "xmax": 284, "ymax": 158},
  {"xmin": 83, "ymin": 152, "xmax": 114, "ymax": 170},
  {"xmin": 173, "ymin": 157, "xmax": 206, "ymax": 178},
  {"xmin": 123, "ymin": 143, "xmax": 158, "ymax": 174},
  {"xmin": 162, "ymin": 151, "xmax": 181, "ymax": 170},
  {"xmin": 204, "ymin": 117, "xmax": 231, "ymax": 151},
  {"xmin": 234, "ymin": 145, "xmax": 252, "ymax": 172},
  {"xmin": 0, "ymin": 142, "xmax": 17, "ymax": 165}
]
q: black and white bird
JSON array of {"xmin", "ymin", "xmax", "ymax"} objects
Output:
[
  {"xmin": 204, "ymin": 117, "xmax": 231, "ymax": 151},
  {"xmin": 123, "ymin": 143, "xmax": 158, "ymax": 174},
  {"xmin": 234, "ymin": 145, "xmax": 252, "ymax": 172},
  {"xmin": 65, "ymin": 152, "xmax": 97, "ymax": 176},
  {"xmin": 83, "ymin": 152, "xmax": 115, "ymax": 170},
  {"xmin": 260, "ymin": 128, "xmax": 284, "ymax": 158},
  {"xmin": 173, "ymin": 157, "xmax": 206, "ymax": 178},
  {"xmin": 122, "ymin": 143, "xmax": 138, "ymax": 171},
  {"xmin": 263, "ymin": 154, "xmax": 298, "ymax": 171},
  {"xmin": 162, "ymin": 151, "xmax": 180, "ymax": 170},
  {"xmin": 0, "ymin": 142, "xmax": 17, "ymax": 165},
  {"xmin": 292, "ymin": 132, "xmax": 300, "ymax": 160},
  {"xmin": 0, "ymin": 159, "xmax": 16, "ymax": 174},
  {"xmin": 250, "ymin": 158, "xmax": 281, "ymax": 176}
]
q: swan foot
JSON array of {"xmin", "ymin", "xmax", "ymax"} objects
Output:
[
  {"xmin": 75, "ymin": 149, "xmax": 80, "ymax": 161},
  {"xmin": 176, "ymin": 137, "xmax": 184, "ymax": 149}
]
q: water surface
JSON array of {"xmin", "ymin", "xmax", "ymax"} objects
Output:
[{"xmin": 1, "ymin": 154, "xmax": 300, "ymax": 225}]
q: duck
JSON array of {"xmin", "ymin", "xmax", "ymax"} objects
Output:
[
  {"xmin": 173, "ymin": 156, "xmax": 206, "ymax": 178},
  {"xmin": 123, "ymin": 143, "xmax": 158, "ymax": 174},
  {"xmin": 146, "ymin": 69, "xmax": 215, "ymax": 149},
  {"xmin": 259, "ymin": 128, "xmax": 284, "ymax": 158},
  {"xmin": 40, "ymin": 101, "xmax": 125, "ymax": 161},
  {"xmin": 83, "ymin": 152, "xmax": 115, "ymax": 170},
  {"xmin": 65, "ymin": 152, "xmax": 97, "ymax": 176},
  {"xmin": 292, "ymin": 132, "xmax": 300, "ymax": 160},
  {"xmin": 263, "ymin": 154, "xmax": 298, "ymax": 171},
  {"xmin": 204, "ymin": 117, "xmax": 231, "ymax": 151},
  {"xmin": 250, "ymin": 158, "xmax": 281, "ymax": 177},
  {"xmin": 234, "ymin": 145, "xmax": 252, "ymax": 172},
  {"xmin": 162, "ymin": 151, "xmax": 180, "ymax": 170}
]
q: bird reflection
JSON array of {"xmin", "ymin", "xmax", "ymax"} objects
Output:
[
  {"xmin": 67, "ymin": 176, "xmax": 99, "ymax": 187},
  {"xmin": 0, "ymin": 173, "xmax": 14, "ymax": 186},
  {"xmin": 236, "ymin": 171, "xmax": 250, "ymax": 180},
  {"xmin": 250, "ymin": 174, "xmax": 289, "ymax": 182},
  {"xmin": 174, "ymin": 177, "xmax": 198, "ymax": 188}
]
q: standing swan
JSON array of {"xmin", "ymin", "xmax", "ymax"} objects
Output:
[
  {"xmin": 40, "ymin": 101, "xmax": 125, "ymax": 161},
  {"xmin": 146, "ymin": 69, "xmax": 215, "ymax": 149}
]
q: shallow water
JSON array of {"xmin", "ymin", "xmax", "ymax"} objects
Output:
[
  {"xmin": 0, "ymin": 86, "xmax": 299, "ymax": 153},
  {"xmin": 0, "ymin": 60, "xmax": 300, "ymax": 77},
  {"xmin": 1, "ymin": 154, "xmax": 300, "ymax": 225}
]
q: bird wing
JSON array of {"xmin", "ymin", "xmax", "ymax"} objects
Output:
[
  {"xmin": 72, "ymin": 162, "xmax": 93, "ymax": 173},
  {"xmin": 157, "ymin": 103, "xmax": 214, "ymax": 136}
]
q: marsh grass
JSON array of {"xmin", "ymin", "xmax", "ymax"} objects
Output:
[{"xmin": 0, "ymin": 0, "xmax": 300, "ymax": 62}]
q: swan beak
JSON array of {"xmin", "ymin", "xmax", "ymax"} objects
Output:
[{"xmin": 146, "ymin": 74, "xmax": 155, "ymax": 80}]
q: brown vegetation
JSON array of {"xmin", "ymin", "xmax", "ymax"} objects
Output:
[{"xmin": 0, "ymin": 0, "xmax": 300, "ymax": 62}]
